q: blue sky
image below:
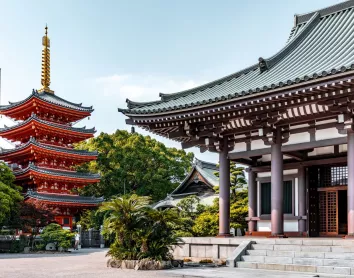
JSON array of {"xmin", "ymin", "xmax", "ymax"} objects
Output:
[{"xmin": 0, "ymin": 0, "xmax": 343, "ymax": 162}]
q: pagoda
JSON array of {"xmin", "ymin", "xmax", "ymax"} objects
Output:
[{"xmin": 0, "ymin": 26, "xmax": 102, "ymax": 228}]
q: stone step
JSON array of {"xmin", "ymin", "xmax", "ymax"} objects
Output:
[
  {"xmin": 237, "ymin": 261, "xmax": 353, "ymax": 275},
  {"xmin": 241, "ymin": 255, "xmax": 265, "ymax": 263},
  {"xmin": 252, "ymin": 239, "xmax": 354, "ymax": 246},
  {"xmin": 245, "ymin": 250, "xmax": 267, "ymax": 256}
]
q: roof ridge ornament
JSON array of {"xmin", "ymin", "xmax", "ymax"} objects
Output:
[
  {"xmin": 258, "ymin": 57, "xmax": 269, "ymax": 73},
  {"xmin": 38, "ymin": 25, "xmax": 54, "ymax": 94}
]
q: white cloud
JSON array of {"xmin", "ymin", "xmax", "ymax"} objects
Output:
[{"xmin": 94, "ymin": 73, "xmax": 205, "ymax": 104}]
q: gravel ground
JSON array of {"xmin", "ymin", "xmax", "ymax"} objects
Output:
[{"xmin": 0, "ymin": 248, "xmax": 348, "ymax": 278}]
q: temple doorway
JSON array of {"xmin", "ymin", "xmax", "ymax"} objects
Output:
[{"xmin": 308, "ymin": 165, "xmax": 348, "ymax": 237}]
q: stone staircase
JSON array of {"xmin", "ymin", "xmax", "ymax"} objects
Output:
[{"xmin": 237, "ymin": 239, "xmax": 354, "ymax": 275}]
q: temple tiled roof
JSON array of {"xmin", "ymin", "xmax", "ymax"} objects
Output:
[
  {"xmin": 0, "ymin": 137, "xmax": 98, "ymax": 156},
  {"xmin": 14, "ymin": 163, "xmax": 100, "ymax": 180},
  {"xmin": 0, "ymin": 90, "xmax": 93, "ymax": 112},
  {"xmin": 171, "ymin": 158, "xmax": 218, "ymax": 195},
  {"xmin": 119, "ymin": 1, "xmax": 354, "ymax": 115},
  {"xmin": 25, "ymin": 190, "xmax": 103, "ymax": 205},
  {"xmin": 0, "ymin": 113, "xmax": 96, "ymax": 134}
]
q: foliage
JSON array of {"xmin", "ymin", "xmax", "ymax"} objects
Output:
[
  {"xmin": 9, "ymin": 235, "xmax": 28, "ymax": 253},
  {"xmin": 75, "ymin": 130, "xmax": 194, "ymax": 201},
  {"xmin": 191, "ymin": 189, "xmax": 248, "ymax": 237},
  {"xmin": 19, "ymin": 201, "xmax": 59, "ymax": 248},
  {"xmin": 100, "ymin": 194, "xmax": 183, "ymax": 261},
  {"xmin": 214, "ymin": 162, "xmax": 247, "ymax": 197},
  {"xmin": 174, "ymin": 195, "xmax": 206, "ymax": 237},
  {"xmin": 77, "ymin": 209, "xmax": 105, "ymax": 230},
  {"xmin": 0, "ymin": 162, "xmax": 23, "ymax": 226},
  {"xmin": 41, "ymin": 223, "xmax": 74, "ymax": 250}
]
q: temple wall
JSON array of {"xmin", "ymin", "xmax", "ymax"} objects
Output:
[{"xmin": 257, "ymin": 220, "xmax": 298, "ymax": 232}]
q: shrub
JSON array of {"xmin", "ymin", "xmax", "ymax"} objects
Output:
[
  {"xmin": 100, "ymin": 195, "xmax": 183, "ymax": 262},
  {"xmin": 41, "ymin": 223, "xmax": 74, "ymax": 250}
]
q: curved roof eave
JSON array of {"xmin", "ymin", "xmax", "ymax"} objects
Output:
[
  {"xmin": 0, "ymin": 90, "xmax": 94, "ymax": 113},
  {"xmin": 0, "ymin": 137, "xmax": 98, "ymax": 156},
  {"xmin": 0, "ymin": 114, "xmax": 96, "ymax": 134},
  {"xmin": 119, "ymin": 3, "xmax": 354, "ymax": 116},
  {"xmin": 14, "ymin": 163, "xmax": 101, "ymax": 180}
]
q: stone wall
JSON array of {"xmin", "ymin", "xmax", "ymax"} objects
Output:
[{"xmin": 172, "ymin": 237, "xmax": 244, "ymax": 260}]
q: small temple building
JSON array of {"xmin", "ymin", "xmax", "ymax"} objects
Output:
[
  {"xmin": 0, "ymin": 26, "xmax": 102, "ymax": 229},
  {"xmin": 120, "ymin": 1, "xmax": 354, "ymax": 237},
  {"xmin": 153, "ymin": 158, "xmax": 219, "ymax": 209}
]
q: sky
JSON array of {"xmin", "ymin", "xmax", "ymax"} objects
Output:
[{"xmin": 0, "ymin": 0, "xmax": 344, "ymax": 163}]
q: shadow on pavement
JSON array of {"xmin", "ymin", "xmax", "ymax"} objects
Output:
[{"xmin": 0, "ymin": 248, "xmax": 107, "ymax": 259}]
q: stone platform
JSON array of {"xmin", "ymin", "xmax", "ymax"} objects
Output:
[{"xmin": 236, "ymin": 238, "xmax": 354, "ymax": 276}]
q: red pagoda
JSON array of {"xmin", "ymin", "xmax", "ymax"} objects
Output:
[{"xmin": 0, "ymin": 26, "xmax": 102, "ymax": 228}]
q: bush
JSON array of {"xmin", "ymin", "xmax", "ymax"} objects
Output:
[
  {"xmin": 100, "ymin": 195, "xmax": 183, "ymax": 262},
  {"xmin": 41, "ymin": 224, "xmax": 74, "ymax": 250}
]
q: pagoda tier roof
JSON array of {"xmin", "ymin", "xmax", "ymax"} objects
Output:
[
  {"xmin": 25, "ymin": 190, "xmax": 103, "ymax": 206},
  {"xmin": 0, "ymin": 90, "xmax": 93, "ymax": 113},
  {"xmin": 0, "ymin": 137, "xmax": 98, "ymax": 161},
  {"xmin": 119, "ymin": 1, "xmax": 354, "ymax": 115},
  {"xmin": 14, "ymin": 163, "xmax": 100, "ymax": 183},
  {"xmin": 0, "ymin": 114, "xmax": 95, "ymax": 141}
]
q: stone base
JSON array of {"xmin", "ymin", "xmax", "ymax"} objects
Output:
[
  {"xmin": 216, "ymin": 233, "xmax": 234, "ymax": 238},
  {"xmin": 268, "ymin": 234, "xmax": 288, "ymax": 238}
]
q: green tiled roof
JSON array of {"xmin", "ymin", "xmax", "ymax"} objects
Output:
[
  {"xmin": 25, "ymin": 190, "xmax": 103, "ymax": 205},
  {"xmin": 0, "ymin": 90, "xmax": 93, "ymax": 112},
  {"xmin": 171, "ymin": 158, "xmax": 218, "ymax": 195},
  {"xmin": 119, "ymin": 1, "xmax": 354, "ymax": 115}
]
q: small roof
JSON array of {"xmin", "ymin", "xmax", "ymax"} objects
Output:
[
  {"xmin": 25, "ymin": 190, "xmax": 103, "ymax": 205},
  {"xmin": 14, "ymin": 163, "xmax": 100, "ymax": 181},
  {"xmin": 0, "ymin": 90, "xmax": 93, "ymax": 112},
  {"xmin": 0, "ymin": 137, "xmax": 98, "ymax": 156},
  {"xmin": 120, "ymin": 0, "xmax": 354, "ymax": 115},
  {"xmin": 0, "ymin": 113, "xmax": 96, "ymax": 134},
  {"xmin": 171, "ymin": 158, "xmax": 219, "ymax": 195}
]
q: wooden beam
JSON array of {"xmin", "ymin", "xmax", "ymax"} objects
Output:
[
  {"xmin": 251, "ymin": 155, "xmax": 347, "ymax": 172},
  {"xmin": 228, "ymin": 137, "xmax": 347, "ymax": 160}
]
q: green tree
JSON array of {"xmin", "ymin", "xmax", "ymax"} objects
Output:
[
  {"xmin": 100, "ymin": 195, "xmax": 182, "ymax": 261},
  {"xmin": 0, "ymin": 162, "xmax": 23, "ymax": 227},
  {"xmin": 214, "ymin": 162, "xmax": 247, "ymax": 197},
  {"xmin": 41, "ymin": 223, "xmax": 74, "ymax": 250},
  {"xmin": 75, "ymin": 130, "xmax": 194, "ymax": 201},
  {"xmin": 192, "ymin": 189, "xmax": 248, "ymax": 237}
]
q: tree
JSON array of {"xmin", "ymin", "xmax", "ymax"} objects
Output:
[
  {"xmin": 100, "ymin": 194, "xmax": 182, "ymax": 261},
  {"xmin": 191, "ymin": 189, "xmax": 248, "ymax": 237},
  {"xmin": 0, "ymin": 162, "xmax": 23, "ymax": 227},
  {"xmin": 41, "ymin": 223, "xmax": 74, "ymax": 250},
  {"xmin": 75, "ymin": 130, "xmax": 194, "ymax": 201},
  {"xmin": 214, "ymin": 162, "xmax": 247, "ymax": 197},
  {"xmin": 20, "ymin": 201, "xmax": 59, "ymax": 249}
]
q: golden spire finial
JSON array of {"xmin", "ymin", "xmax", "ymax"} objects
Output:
[{"xmin": 39, "ymin": 24, "xmax": 54, "ymax": 93}]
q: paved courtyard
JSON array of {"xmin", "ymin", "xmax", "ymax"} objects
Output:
[{"xmin": 0, "ymin": 248, "xmax": 350, "ymax": 278}]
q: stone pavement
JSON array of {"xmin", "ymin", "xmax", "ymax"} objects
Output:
[{"xmin": 0, "ymin": 248, "xmax": 350, "ymax": 278}]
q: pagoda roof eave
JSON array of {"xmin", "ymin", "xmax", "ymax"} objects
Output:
[
  {"xmin": 0, "ymin": 137, "xmax": 98, "ymax": 158},
  {"xmin": 25, "ymin": 191, "xmax": 103, "ymax": 206},
  {"xmin": 119, "ymin": 2, "xmax": 354, "ymax": 116},
  {"xmin": 0, "ymin": 90, "xmax": 94, "ymax": 113},
  {"xmin": 0, "ymin": 114, "xmax": 96, "ymax": 135},
  {"xmin": 14, "ymin": 164, "xmax": 100, "ymax": 182}
]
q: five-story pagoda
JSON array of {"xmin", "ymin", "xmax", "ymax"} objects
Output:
[{"xmin": 0, "ymin": 26, "xmax": 102, "ymax": 228}]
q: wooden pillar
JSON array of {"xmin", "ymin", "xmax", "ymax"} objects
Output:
[
  {"xmin": 348, "ymin": 131, "xmax": 354, "ymax": 236},
  {"xmin": 248, "ymin": 169, "xmax": 257, "ymax": 233},
  {"xmin": 218, "ymin": 137, "xmax": 231, "ymax": 237},
  {"xmin": 298, "ymin": 166, "xmax": 306, "ymax": 233},
  {"xmin": 271, "ymin": 127, "xmax": 284, "ymax": 236}
]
